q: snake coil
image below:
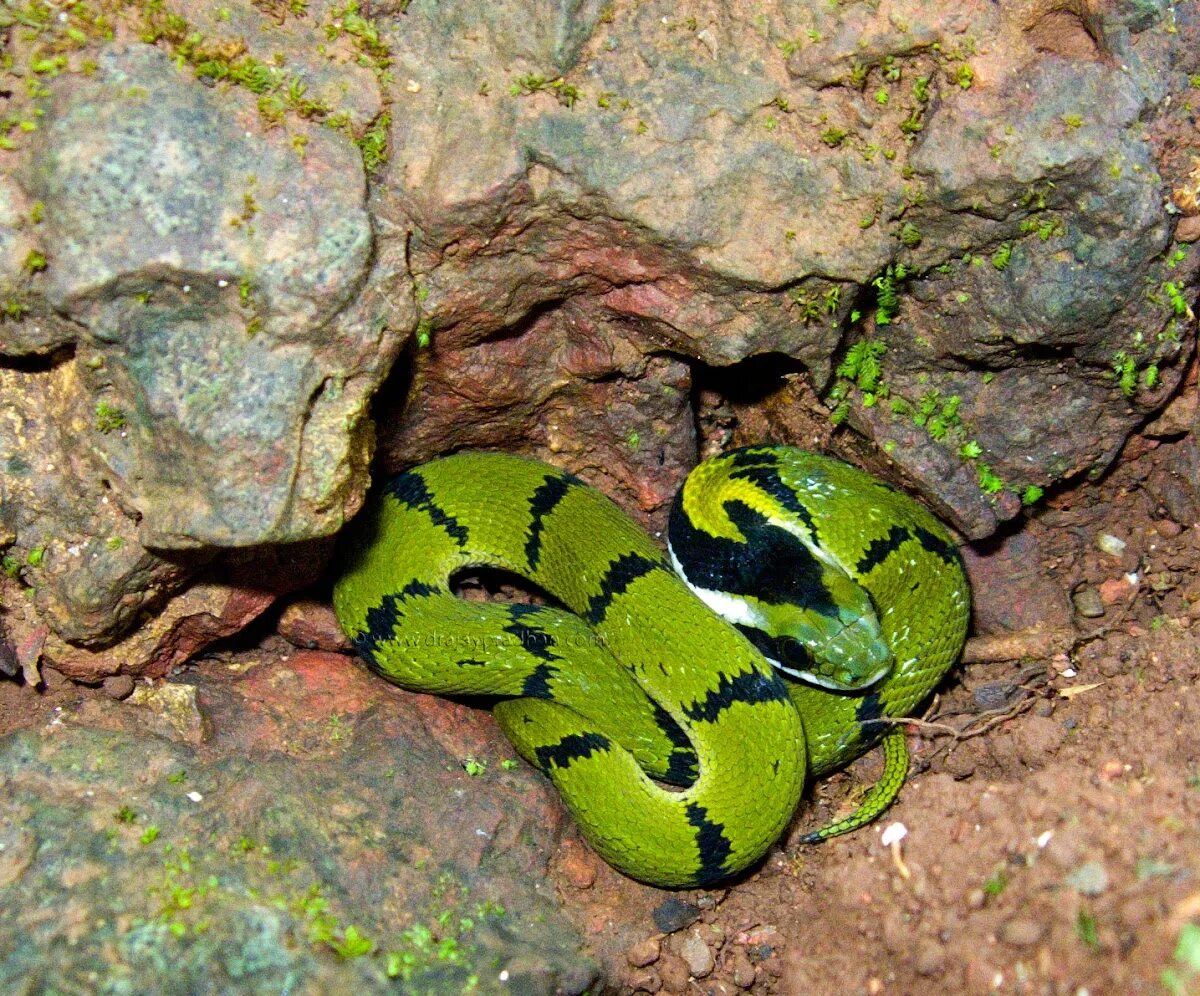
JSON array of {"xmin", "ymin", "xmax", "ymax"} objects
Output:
[{"xmin": 333, "ymin": 446, "xmax": 969, "ymax": 887}]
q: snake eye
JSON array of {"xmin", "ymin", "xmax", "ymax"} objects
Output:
[{"xmin": 777, "ymin": 636, "xmax": 811, "ymax": 669}]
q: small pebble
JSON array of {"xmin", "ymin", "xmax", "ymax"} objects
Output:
[
  {"xmin": 652, "ymin": 897, "xmax": 700, "ymax": 934},
  {"xmin": 729, "ymin": 948, "xmax": 756, "ymax": 988},
  {"xmin": 965, "ymin": 888, "xmax": 986, "ymax": 910},
  {"xmin": 657, "ymin": 953, "xmax": 691, "ymax": 991},
  {"xmin": 102, "ymin": 674, "xmax": 136, "ymax": 700},
  {"xmin": 1096, "ymin": 533, "xmax": 1127, "ymax": 557},
  {"xmin": 679, "ymin": 929, "xmax": 715, "ymax": 978},
  {"xmin": 998, "ymin": 917, "xmax": 1046, "ymax": 947},
  {"xmin": 915, "ymin": 940, "xmax": 947, "ymax": 975},
  {"xmin": 627, "ymin": 968, "xmax": 662, "ymax": 993},
  {"xmin": 1155, "ymin": 518, "xmax": 1183, "ymax": 538},
  {"xmin": 1072, "ymin": 586, "xmax": 1105, "ymax": 618},
  {"xmin": 627, "ymin": 937, "xmax": 661, "ymax": 968},
  {"xmin": 1066, "ymin": 861, "xmax": 1110, "ymax": 896}
]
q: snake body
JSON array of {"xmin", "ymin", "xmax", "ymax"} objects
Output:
[{"xmin": 332, "ymin": 446, "xmax": 969, "ymax": 887}]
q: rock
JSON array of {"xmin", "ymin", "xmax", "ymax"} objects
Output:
[
  {"xmin": 627, "ymin": 968, "xmax": 663, "ymax": 993},
  {"xmin": 1098, "ymin": 577, "xmax": 1134, "ymax": 606},
  {"xmin": 1, "ymin": 0, "xmax": 1197, "ymax": 667},
  {"xmin": 652, "ymin": 897, "xmax": 702, "ymax": 934},
  {"xmin": 1011, "ymin": 715, "xmax": 1067, "ymax": 767},
  {"xmin": 0, "ymin": 650, "xmax": 598, "ymax": 993},
  {"xmin": 657, "ymin": 952, "xmax": 692, "ymax": 992},
  {"xmin": 101, "ymin": 674, "xmax": 136, "ymax": 700},
  {"xmin": 914, "ymin": 941, "xmax": 947, "ymax": 976},
  {"xmin": 678, "ymin": 929, "xmax": 715, "ymax": 978},
  {"xmin": 1073, "ymin": 587, "xmax": 1106, "ymax": 619},
  {"xmin": 998, "ymin": 918, "xmax": 1046, "ymax": 948},
  {"xmin": 627, "ymin": 937, "xmax": 662, "ymax": 968},
  {"xmin": 1066, "ymin": 861, "xmax": 1111, "ymax": 896},
  {"xmin": 278, "ymin": 600, "xmax": 353, "ymax": 653},
  {"xmin": 961, "ymin": 531, "xmax": 1074, "ymax": 634},
  {"xmin": 728, "ymin": 947, "xmax": 758, "ymax": 988}
]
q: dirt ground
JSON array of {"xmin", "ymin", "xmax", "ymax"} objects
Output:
[{"xmin": 2, "ymin": 424, "xmax": 1199, "ymax": 996}]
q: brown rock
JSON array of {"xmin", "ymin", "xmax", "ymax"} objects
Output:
[
  {"xmin": 998, "ymin": 917, "xmax": 1046, "ymax": 947},
  {"xmin": 101, "ymin": 674, "xmax": 135, "ymax": 700},
  {"xmin": 627, "ymin": 968, "xmax": 662, "ymax": 993},
  {"xmin": 1011, "ymin": 715, "xmax": 1067, "ymax": 767},
  {"xmin": 658, "ymin": 952, "xmax": 691, "ymax": 992},
  {"xmin": 557, "ymin": 838, "xmax": 599, "ymax": 889},
  {"xmin": 277, "ymin": 599, "xmax": 352, "ymax": 652},
  {"xmin": 728, "ymin": 947, "xmax": 757, "ymax": 988},
  {"xmin": 627, "ymin": 936, "xmax": 662, "ymax": 968},
  {"xmin": 915, "ymin": 940, "xmax": 947, "ymax": 976}
]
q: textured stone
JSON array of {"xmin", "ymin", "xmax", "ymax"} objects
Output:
[
  {"xmin": 0, "ymin": 650, "xmax": 599, "ymax": 994},
  {"xmin": 6, "ymin": 43, "xmax": 400, "ymax": 551},
  {"xmin": 0, "ymin": 0, "xmax": 1197, "ymax": 656}
]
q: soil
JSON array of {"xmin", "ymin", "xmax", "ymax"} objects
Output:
[{"xmin": 2, "ymin": 428, "xmax": 1199, "ymax": 995}]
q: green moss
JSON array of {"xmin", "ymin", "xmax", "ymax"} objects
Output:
[
  {"xmin": 355, "ymin": 111, "xmax": 390, "ymax": 172},
  {"xmin": 95, "ymin": 400, "xmax": 127, "ymax": 433},
  {"xmin": 819, "ymin": 126, "xmax": 848, "ymax": 147}
]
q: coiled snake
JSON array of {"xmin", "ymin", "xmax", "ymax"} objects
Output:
[{"xmin": 333, "ymin": 446, "xmax": 969, "ymax": 887}]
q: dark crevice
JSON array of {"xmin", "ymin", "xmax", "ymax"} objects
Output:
[{"xmin": 690, "ymin": 352, "xmax": 809, "ymax": 407}]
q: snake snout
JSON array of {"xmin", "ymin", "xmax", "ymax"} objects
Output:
[{"xmin": 799, "ymin": 613, "xmax": 893, "ymax": 691}]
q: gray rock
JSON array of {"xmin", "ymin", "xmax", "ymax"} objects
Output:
[
  {"xmin": 0, "ymin": 653, "xmax": 599, "ymax": 994},
  {"xmin": 12, "ymin": 45, "xmax": 397, "ymax": 550}
]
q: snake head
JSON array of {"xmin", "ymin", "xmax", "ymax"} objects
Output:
[{"xmin": 756, "ymin": 568, "xmax": 894, "ymax": 691}]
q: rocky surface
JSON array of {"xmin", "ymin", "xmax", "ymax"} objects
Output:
[
  {"xmin": 0, "ymin": 649, "xmax": 603, "ymax": 994},
  {"xmin": 0, "ymin": 0, "xmax": 1198, "ymax": 665},
  {"xmin": 1, "ymin": 3, "xmax": 1200, "ymax": 988}
]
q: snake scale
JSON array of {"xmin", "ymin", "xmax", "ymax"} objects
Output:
[{"xmin": 332, "ymin": 446, "xmax": 969, "ymax": 888}]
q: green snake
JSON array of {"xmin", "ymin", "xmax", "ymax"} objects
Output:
[{"xmin": 332, "ymin": 446, "xmax": 969, "ymax": 888}]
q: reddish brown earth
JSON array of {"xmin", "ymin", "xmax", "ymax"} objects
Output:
[{"xmin": 2, "ymin": 426, "xmax": 1198, "ymax": 995}]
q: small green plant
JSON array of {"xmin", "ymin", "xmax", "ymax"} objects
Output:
[
  {"xmin": 898, "ymin": 222, "xmax": 921, "ymax": 247},
  {"xmin": 954, "ymin": 63, "xmax": 974, "ymax": 89},
  {"xmin": 500, "ymin": 759, "xmax": 519, "ymax": 771},
  {"xmin": 23, "ymin": 250, "xmax": 47, "ymax": 273},
  {"xmin": 356, "ymin": 112, "xmax": 390, "ymax": 172},
  {"xmin": 140, "ymin": 825, "xmax": 161, "ymax": 845},
  {"xmin": 626, "ymin": 430, "xmax": 641, "ymax": 451},
  {"xmin": 26, "ymin": 546, "xmax": 45, "ymax": 567},
  {"xmin": 872, "ymin": 264, "xmax": 907, "ymax": 325},
  {"xmin": 1021, "ymin": 484, "xmax": 1044, "ymax": 506},
  {"xmin": 959, "ymin": 440, "xmax": 982, "ymax": 460},
  {"xmin": 1162, "ymin": 922, "xmax": 1200, "ymax": 995},
  {"xmin": 1061, "ymin": 113, "xmax": 1083, "ymax": 128},
  {"xmin": 115, "ymin": 805, "xmax": 137, "ymax": 824},
  {"xmin": 982, "ymin": 867, "xmax": 1008, "ymax": 896},
  {"xmin": 1111, "ymin": 351, "xmax": 1138, "ymax": 397},
  {"xmin": 991, "ymin": 243, "xmax": 1012, "ymax": 270},
  {"xmin": 330, "ymin": 924, "xmax": 374, "ymax": 959},
  {"xmin": 976, "ymin": 462, "xmax": 1004, "ymax": 495},
  {"xmin": 509, "ymin": 74, "xmax": 581, "ymax": 107},
  {"xmin": 1162, "ymin": 281, "xmax": 1190, "ymax": 316},
  {"xmin": 912, "ymin": 76, "xmax": 930, "ymax": 103},
  {"xmin": 462, "ymin": 757, "xmax": 486, "ymax": 777},
  {"xmin": 3, "ymin": 555, "xmax": 21, "ymax": 579},
  {"xmin": 1076, "ymin": 907, "xmax": 1100, "ymax": 950},
  {"xmin": 820, "ymin": 126, "xmax": 848, "ymax": 148},
  {"xmin": 95, "ymin": 401, "xmax": 127, "ymax": 433},
  {"xmin": 836, "ymin": 340, "xmax": 887, "ymax": 395},
  {"xmin": 414, "ymin": 318, "xmax": 432, "ymax": 349},
  {"xmin": 1020, "ymin": 216, "xmax": 1064, "ymax": 241}
]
